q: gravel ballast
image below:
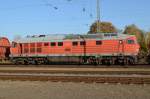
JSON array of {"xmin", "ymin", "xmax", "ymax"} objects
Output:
[{"xmin": 0, "ymin": 81, "xmax": 149, "ymax": 99}]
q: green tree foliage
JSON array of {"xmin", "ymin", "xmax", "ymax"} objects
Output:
[
  {"xmin": 123, "ymin": 24, "xmax": 147, "ymax": 52},
  {"xmin": 145, "ymin": 32, "xmax": 150, "ymax": 52},
  {"xmin": 123, "ymin": 24, "xmax": 143, "ymax": 41},
  {"xmin": 88, "ymin": 21, "xmax": 117, "ymax": 34}
]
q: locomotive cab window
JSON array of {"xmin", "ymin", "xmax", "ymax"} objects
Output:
[
  {"xmin": 127, "ymin": 40, "xmax": 135, "ymax": 44},
  {"xmin": 51, "ymin": 42, "xmax": 56, "ymax": 46},
  {"xmin": 96, "ymin": 41, "xmax": 102, "ymax": 45},
  {"xmin": 58, "ymin": 42, "xmax": 63, "ymax": 46},
  {"xmin": 80, "ymin": 41, "xmax": 86, "ymax": 46},
  {"xmin": 72, "ymin": 41, "xmax": 78, "ymax": 46}
]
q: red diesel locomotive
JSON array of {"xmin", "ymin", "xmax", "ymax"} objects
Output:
[{"xmin": 9, "ymin": 33, "xmax": 140, "ymax": 65}]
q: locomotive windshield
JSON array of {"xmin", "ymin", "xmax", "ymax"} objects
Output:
[{"xmin": 127, "ymin": 40, "xmax": 135, "ymax": 44}]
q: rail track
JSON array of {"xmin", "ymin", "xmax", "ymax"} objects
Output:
[
  {"xmin": 0, "ymin": 73, "xmax": 150, "ymax": 84},
  {"xmin": 0, "ymin": 67, "xmax": 149, "ymax": 74},
  {"xmin": 0, "ymin": 64, "xmax": 150, "ymax": 68},
  {"xmin": 0, "ymin": 66, "xmax": 149, "ymax": 84}
]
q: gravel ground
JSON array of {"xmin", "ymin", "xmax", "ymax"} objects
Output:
[{"xmin": 0, "ymin": 81, "xmax": 149, "ymax": 99}]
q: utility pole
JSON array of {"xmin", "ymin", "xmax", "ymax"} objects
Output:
[{"xmin": 97, "ymin": 0, "xmax": 100, "ymax": 33}]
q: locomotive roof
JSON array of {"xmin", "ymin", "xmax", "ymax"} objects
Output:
[{"xmin": 14, "ymin": 33, "xmax": 135, "ymax": 43}]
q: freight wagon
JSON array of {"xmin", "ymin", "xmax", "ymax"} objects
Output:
[{"xmin": 0, "ymin": 37, "xmax": 10, "ymax": 61}]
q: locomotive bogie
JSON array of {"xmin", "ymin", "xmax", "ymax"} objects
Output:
[{"xmin": 9, "ymin": 55, "xmax": 137, "ymax": 65}]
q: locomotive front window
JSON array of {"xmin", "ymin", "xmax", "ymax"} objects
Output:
[
  {"xmin": 51, "ymin": 42, "xmax": 56, "ymax": 46},
  {"xmin": 58, "ymin": 42, "xmax": 63, "ymax": 46},
  {"xmin": 96, "ymin": 41, "xmax": 102, "ymax": 45},
  {"xmin": 72, "ymin": 42, "xmax": 78, "ymax": 46},
  {"xmin": 127, "ymin": 40, "xmax": 135, "ymax": 44}
]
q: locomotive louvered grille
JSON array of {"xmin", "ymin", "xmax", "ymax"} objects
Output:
[
  {"xmin": 37, "ymin": 43, "xmax": 42, "ymax": 47},
  {"xmin": 24, "ymin": 48, "xmax": 29, "ymax": 53},
  {"xmin": 37, "ymin": 48, "xmax": 42, "ymax": 53},
  {"xmin": 30, "ymin": 43, "xmax": 35, "ymax": 47},
  {"xmin": 36, "ymin": 43, "xmax": 42, "ymax": 53},
  {"xmin": 30, "ymin": 48, "xmax": 35, "ymax": 53},
  {"xmin": 23, "ymin": 43, "xmax": 29, "ymax": 53},
  {"xmin": 30, "ymin": 43, "xmax": 35, "ymax": 53},
  {"xmin": 24, "ymin": 43, "xmax": 28, "ymax": 47}
]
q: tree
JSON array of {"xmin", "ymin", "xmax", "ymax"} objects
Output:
[
  {"xmin": 88, "ymin": 21, "xmax": 117, "ymax": 34},
  {"xmin": 123, "ymin": 24, "xmax": 147, "ymax": 52},
  {"xmin": 145, "ymin": 32, "xmax": 150, "ymax": 52},
  {"xmin": 123, "ymin": 24, "xmax": 143, "ymax": 41}
]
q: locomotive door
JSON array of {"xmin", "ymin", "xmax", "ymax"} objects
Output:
[
  {"xmin": 118, "ymin": 40, "xmax": 124, "ymax": 54},
  {"xmin": 20, "ymin": 44, "xmax": 23, "ymax": 54}
]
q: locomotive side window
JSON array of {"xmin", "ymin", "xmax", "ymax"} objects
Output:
[
  {"xmin": 127, "ymin": 40, "xmax": 134, "ymax": 44},
  {"xmin": 80, "ymin": 41, "xmax": 86, "ymax": 46},
  {"xmin": 72, "ymin": 42, "xmax": 78, "ymax": 46},
  {"xmin": 51, "ymin": 42, "xmax": 56, "ymax": 46},
  {"xmin": 96, "ymin": 41, "xmax": 102, "ymax": 45},
  {"xmin": 44, "ymin": 43, "xmax": 49, "ymax": 46},
  {"xmin": 58, "ymin": 42, "xmax": 63, "ymax": 46}
]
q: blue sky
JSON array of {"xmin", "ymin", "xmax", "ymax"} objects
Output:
[{"xmin": 0, "ymin": 0, "xmax": 150, "ymax": 40}]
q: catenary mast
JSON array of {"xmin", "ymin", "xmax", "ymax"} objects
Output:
[{"xmin": 97, "ymin": 0, "xmax": 100, "ymax": 33}]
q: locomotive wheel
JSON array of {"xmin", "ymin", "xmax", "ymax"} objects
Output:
[
  {"xmin": 114, "ymin": 56, "xmax": 125, "ymax": 65},
  {"xmin": 87, "ymin": 57, "xmax": 98, "ymax": 65},
  {"xmin": 101, "ymin": 58, "xmax": 113, "ymax": 66},
  {"xmin": 126, "ymin": 57, "xmax": 135, "ymax": 65}
]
